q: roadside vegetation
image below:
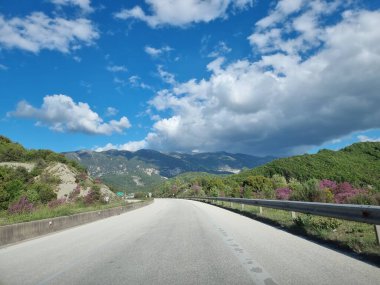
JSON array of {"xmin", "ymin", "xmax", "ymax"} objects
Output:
[
  {"xmin": 155, "ymin": 142, "xmax": 380, "ymax": 258},
  {"xmin": 0, "ymin": 136, "xmax": 122, "ymax": 225},
  {"xmin": 0, "ymin": 199, "xmax": 126, "ymax": 226},
  {"xmin": 210, "ymin": 201, "xmax": 380, "ymax": 259}
]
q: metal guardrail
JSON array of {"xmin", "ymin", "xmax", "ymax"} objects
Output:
[{"xmin": 189, "ymin": 197, "xmax": 380, "ymax": 225}]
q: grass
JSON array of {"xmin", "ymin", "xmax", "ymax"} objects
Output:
[
  {"xmin": 211, "ymin": 200, "xmax": 380, "ymax": 264},
  {"xmin": 0, "ymin": 200, "xmax": 129, "ymax": 226}
]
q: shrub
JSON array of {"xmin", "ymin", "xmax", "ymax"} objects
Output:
[
  {"xmin": 26, "ymin": 188, "xmax": 40, "ymax": 203},
  {"xmin": 8, "ymin": 196, "xmax": 34, "ymax": 214},
  {"xmin": 69, "ymin": 184, "xmax": 81, "ymax": 200},
  {"xmin": 48, "ymin": 197, "xmax": 66, "ymax": 208},
  {"xmin": 319, "ymin": 179, "xmax": 337, "ymax": 191},
  {"xmin": 31, "ymin": 183, "xmax": 57, "ymax": 203},
  {"xmin": 294, "ymin": 215, "xmax": 341, "ymax": 232},
  {"xmin": 275, "ymin": 187, "xmax": 292, "ymax": 200},
  {"xmin": 84, "ymin": 187, "xmax": 102, "ymax": 205},
  {"xmin": 290, "ymin": 179, "xmax": 319, "ymax": 201},
  {"xmin": 347, "ymin": 193, "xmax": 378, "ymax": 205},
  {"xmin": 316, "ymin": 188, "xmax": 334, "ymax": 203},
  {"xmin": 0, "ymin": 188, "xmax": 10, "ymax": 210},
  {"xmin": 271, "ymin": 174, "xmax": 287, "ymax": 189},
  {"xmin": 333, "ymin": 182, "xmax": 366, "ymax": 204},
  {"xmin": 134, "ymin": 192, "xmax": 146, "ymax": 199}
]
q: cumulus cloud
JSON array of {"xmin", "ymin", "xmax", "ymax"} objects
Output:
[
  {"xmin": 50, "ymin": 0, "xmax": 93, "ymax": 13},
  {"xmin": 157, "ymin": 65, "xmax": 176, "ymax": 85},
  {"xmin": 208, "ymin": 41, "xmax": 232, "ymax": 58},
  {"xmin": 357, "ymin": 135, "xmax": 380, "ymax": 143},
  {"xmin": 130, "ymin": 6, "xmax": 380, "ymax": 156},
  {"xmin": 249, "ymin": 0, "xmax": 344, "ymax": 55},
  {"xmin": 144, "ymin": 45, "xmax": 173, "ymax": 58},
  {"xmin": 9, "ymin": 95, "xmax": 131, "ymax": 135},
  {"xmin": 114, "ymin": 0, "xmax": 253, "ymax": 28},
  {"xmin": 95, "ymin": 140, "xmax": 147, "ymax": 152},
  {"xmin": 129, "ymin": 75, "xmax": 152, "ymax": 90},
  {"xmin": 0, "ymin": 12, "xmax": 98, "ymax": 53}
]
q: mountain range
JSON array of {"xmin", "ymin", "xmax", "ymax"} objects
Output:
[{"xmin": 63, "ymin": 149, "xmax": 275, "ymax": 193}]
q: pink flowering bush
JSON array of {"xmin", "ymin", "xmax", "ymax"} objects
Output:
[
  {"xmin": 333, "ymin": 182, "xmax": 367, "ymax": 204},
  {"xmin": 8, "ymin": 196, "xmax": 34, "ymax": 214},
  {"xmin": 68, "ymin": 184, "xmax": 81, "ymax": 201},
  {"xmin": 276, "ymin": 188, "xmax": 292, "ymax": 200},
  {"xmin": 319, "ymin": 179, "xmax": 337, "ymax": 191},
  {"xmin": 48, "ymin": 197, "xmax": 66, "ymax": 208}
]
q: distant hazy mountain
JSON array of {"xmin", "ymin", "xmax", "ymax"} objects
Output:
[{"xmin": 63, "ymin": 149, "xmax": 275, "ymax": 193}]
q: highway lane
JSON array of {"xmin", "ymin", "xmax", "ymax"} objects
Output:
[{"xmin": 0, "ymin": 199, "xmax": 379, "ymax": 285}]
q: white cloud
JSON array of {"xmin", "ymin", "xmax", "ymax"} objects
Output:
[
  {"xmin": 357, "ymin": 135, "xmax": 380, "ymax": 143},
  {"xmin": 144, "ymin": 45, "xmax": 172, "ymax": 58},
  {"xmin": 95, "ymin": 140, "xmax": 147, "ymax": 152},
  {"xmin": 105, "ymin": 107, "xmax": 118, "ymax": 117},
  {"xmin": 134, "ymin": 8, "xmax": 380, "ymax": 156},
  {"xmin": 256, "ymin": 0, "xmax": 305, "ymax": 29},
  {"xmin": 114, "ymin": 0, "xmax": 253, "ymax": 28},
  {"xmin": 107, "ymin": 65, "xmax": 127, "ymax": 72},
  {"xmin": 50, "ymin": 0, "xmax": 93, "ymax": 13},
  {"xmin": 0, "ymin": 64, "xmax": 8, "ymax": 70},
  {"xmin": 129, "ymin": 75, "xmax": 152, "ymax": 90},
  {"xmin": 9, "ymin": 95, "xmax": 131, "ymax": 135},
  {"xmin": 0, "ymin": 12, "xmax": 98, "ymax": 53},
  {"xmin": 249, "ymin": 0, "xmax": 344, "ymax": 55},
  {"xmin": 157, "ymin": 65, "xmax": 176, "ymax": 85},
  {"xmin": 208, "ymin": 41, "xmax": 232, "ymax": 58}
]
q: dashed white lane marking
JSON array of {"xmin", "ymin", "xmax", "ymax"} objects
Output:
[{"xmin": 214, "ymin": 224, "xmax": 279, "ymax": 285}]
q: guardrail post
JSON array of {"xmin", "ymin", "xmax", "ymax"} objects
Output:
[
  {"xmin": 230, "ymin": 202, "xmax": 233, "ymax": 208},
  {"xmin": 241, "ymin": 204, "xmax": 244, "ymax": 211},
  {"xmin": 259, "ymin": 206, "xmax": 263, "ymax": 215},
  {"xmin": 291, "ymin": 211, "xmax": 297, "ymax": 219},
  {"xmin": 375, "ymin": 225, "xmax": 380, "ymax": 245}
]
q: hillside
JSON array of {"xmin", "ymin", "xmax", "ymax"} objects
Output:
[
  {"xmin": 64, "ymin": 149, "xmax": 275, "ymax": 193},
  {"xmin": 245, "ymin": 142, "xmax": 380, "ymax": 188},
  {"xmin": 0, "ymin": 136, "xmax": 115, "ymax": 211},
  {"xmin": 155, "ymin": 142, "xmax": 380, "ymax": 206}
]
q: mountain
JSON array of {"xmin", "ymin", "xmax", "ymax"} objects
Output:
[
  {"xmin": 63, "ymin": 149, "xmax": 275, "ymax": 193},
  {"xmin": 245, "ymin": 142, "xmax": 380, "ymax": 188}
]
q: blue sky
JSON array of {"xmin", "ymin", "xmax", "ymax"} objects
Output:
[{"xmin": 0, "ymin": 0, "xmax": 380, "ymax": 156}]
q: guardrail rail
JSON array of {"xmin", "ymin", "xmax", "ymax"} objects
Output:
[{"xmin": 188, "ymin": 196, "xmax": 380, "ymax": 244}]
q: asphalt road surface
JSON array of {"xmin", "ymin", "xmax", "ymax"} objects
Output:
[{"xmin": 0, "ymin": 199, "xmax": 379, "ymax": 285}]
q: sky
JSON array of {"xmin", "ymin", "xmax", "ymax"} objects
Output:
[{"xmin": 0, "ymin": 0, "xmax": 380, "ymax": 157}]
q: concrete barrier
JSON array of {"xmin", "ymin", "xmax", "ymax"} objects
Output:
[{"xmin": 0, "ymin": 200, "xmax": 153, "ymax": 246}]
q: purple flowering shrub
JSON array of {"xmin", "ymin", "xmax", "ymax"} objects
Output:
[
  {"xmin": 319, "ymin": 179, "xmax": 337, "ymax": 191},
  {"xmin": 8, "ymin": 196, "xmax": 34, "ymax": 214},
  {"xmin": 333, "ymin": 182, "xmax": 367, "ymax": 204},
  {"xmin": 276, "ymin": 187, "xmax": 292, "ymax": 200},
  {"xmin": 48, "ymin": 197, "xmax": 66, "ymax": 208},
  {"xmin": 68, "ymin": 184, "xmax": 81, "ymax": 201},
  {"xmin": 84, "ymin": 186, "xmax": 102, "ymax": 205},
  {"xmin": 318, "ymin": 180, "xmax": 368, "ymax": 204}
]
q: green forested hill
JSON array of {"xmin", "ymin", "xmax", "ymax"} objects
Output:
[
  {"xmin": 245, "ymin": 142, "xmax": 380, "ymax": 188},
  {"xmin": 0, "ymin": 135, "xmax": 84, "ymax": 172},
  {"xmin": 154, "ymin": 142, "xmax": 380, "ymax": 205}
]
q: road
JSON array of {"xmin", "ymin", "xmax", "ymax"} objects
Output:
[{"xmin": 0, "ymin": 199, "xmax": 379, "ymax": 285}]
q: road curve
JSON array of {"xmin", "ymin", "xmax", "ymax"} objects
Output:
[{"xmin": 0, "ymin": 199, "xmax": 379, "ymax": 285}]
